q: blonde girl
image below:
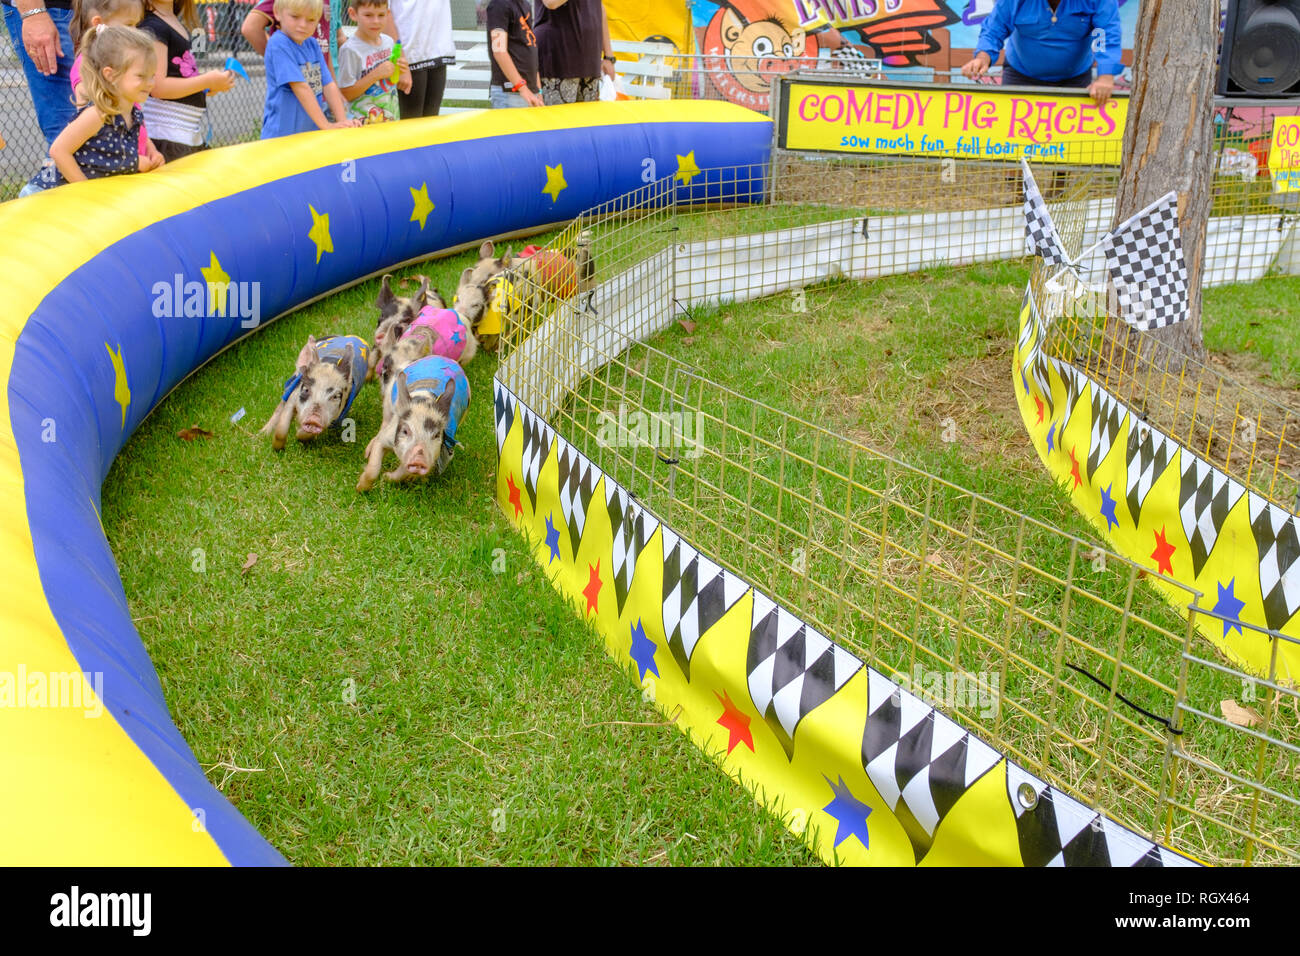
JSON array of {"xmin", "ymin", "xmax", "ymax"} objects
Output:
[
  {"xmin": 23, "ymin": 25, "xmax": 162, "ymax": 195},
  {"xmin": 70, "ymin": 0, "xmax": 150, "ymax": 161},
  {"xmin": 138, "ymin": 0, "xmax": 233, "ymax": 162}
]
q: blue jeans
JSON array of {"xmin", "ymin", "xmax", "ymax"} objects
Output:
[
  {"xmin": 3, "ymin": 3, "xmax": 76, "ymax": 146},
  {"xmin": 489, "ymin": 85, "xmax": 529, "ymax": 109}
]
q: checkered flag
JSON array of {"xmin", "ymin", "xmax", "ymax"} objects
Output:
[
  {"xmin": 831, "ymin": 44, "xmax": 875, "ymax": 76},
  {"xmin": 1022, "ymin": 160, "xmax": 1069, "ymax": 269},
  {"xmin": 1101, "ymin": 191, "xmax": 1189, "ymax": 331}
]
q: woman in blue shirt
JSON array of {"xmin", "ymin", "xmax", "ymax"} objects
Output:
[{"xmin": 960, "ymin": 0, "xmax": 1122, "ymax": 104}]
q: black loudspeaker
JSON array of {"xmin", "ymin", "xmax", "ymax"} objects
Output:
[{"xmin": 1219, "ymin": 0, "xmax": 1300, "ymax": 97}]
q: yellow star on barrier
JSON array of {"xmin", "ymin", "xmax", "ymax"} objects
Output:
[
  {"xmin": 308, "ymin": 204, "xmax": 333, "ymax": 263},
  {"xmin": 542, "ymin": 164, "xmax": 567, "ymax": 203},
  {"xmin": 201, "ymin": 251, "xmax": 231, "ymax": 316},
  {"xmin": 675, "ymin": 150, "xmax": 701, "ymax": 185},
  {"xmin": 105, "ymin": 342, "xmax": 129, "ymax": 429},
  {"xmin": 410, "ymin": 182, "xmax": 435, "ymax": 230}
]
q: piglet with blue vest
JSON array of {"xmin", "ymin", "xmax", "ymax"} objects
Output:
[
  {"xmin": 260, "ymin": 334, "xmax": 368, "ymax": 450},
  {"xmin": 357, "ymin": 355, "xmax": 470, "ymax": 491}
]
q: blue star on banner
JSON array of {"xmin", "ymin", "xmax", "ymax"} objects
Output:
[
  {"xmin": 1099, "ymin": 483, "xmax": 1119, "ymax": 531},
  {"xmin": 629, "ymin": 618, "xmax": 658, "ymax": 681},
  {"xmin": 822, "ymin": 775, "xmax": 872, "ymax": 850},
  {"xmin": 1213, "ymin": 578, "xmax": 1246, "ymax": 637},
  {"xmin": 1047, "ymin": 421, "xmax": 1056, "ymax": 453},
  {"xmin": 545, "ymin": 514, "xmax": 561, "ymax": 564}
]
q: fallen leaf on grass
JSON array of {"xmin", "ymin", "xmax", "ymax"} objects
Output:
[
  {"xmin": 177, "ymin": 425, "xmax": 214, "ymax": 441},
  {"xmin": 1220, "ymin": 699, "xmax": 1262, "ymax": 727},
  {"xmin": 241, "ymin": 553, "xmax": 258, "ymax": 575},
  {"xmin": 677, "ymin": 318, "xmax": 696, "ymax": 334}
]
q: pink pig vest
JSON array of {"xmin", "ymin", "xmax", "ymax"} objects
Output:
[{"xmin": 401, "ymin": 307, "xmax": 472, "ymax": 363}]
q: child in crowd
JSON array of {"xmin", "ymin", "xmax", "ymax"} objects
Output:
[
  {"xmin": 337, "ymin": 0, "xmax": 410, "ymax": 124},
  {"xmin": 385, "ymin": 0, "xmax": 454, "ymax": 118},
  {"xmin": 139, "ymin": 0, "xmax": 234, "ymax": 162},
  {"xmin": 70, "ymin": 0, "xmax": 153, "ymax": 162},
  {"xmin": 485, "ymin": 0, "xmax": 541, "ymax": 108},
  {"xmin": 242, "ymin": 0, "xmax": 345, "ymax": 75},
  {"xmin": 23, "ymin": 25, "xmax": 163, "ymax": 195},
  {"xmin": 261, "ymin": 0, "xmax": 359, "ymax": 138}
]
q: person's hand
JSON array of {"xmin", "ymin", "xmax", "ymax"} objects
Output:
[
  {"xmin": 22, "ymin": 11, "xmax": 63, "ymax": 76},
  {"xmin": 139, "ymin": 148, "xmax": 164, "ymax": 172},
  {"xmin": 398, "ymin": 70, "xmax": 412, "ymax": 94},
  {"xmin": 206, "ymin": 69, "xmax": 235, "ymax": 94},
  {"xmin": 523, "ymin": 88, "xmax": 544, "ymax": 108},
  {"xmin": 330, "ymin": 119, "xmax": 362, "ymax": 129},
  {"xmin": 1088, "ymin": 74, "xmax": 1115, "ymax": 105},
  {"xmin": 601, "ymin": 58, "xmax": 616, "ymax": 80},
  {"xmin": 960, "ymin": 51, "xmax": 991, "ymax": 80}
]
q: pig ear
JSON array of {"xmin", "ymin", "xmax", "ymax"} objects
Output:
[
  {"xmin": 416, "ymin": 275, "xmax": 430, "ymax": 307},
  {"xmin": 377, "ymin": 274, "xmax": 395, "ymax": 310},
  {"xmin": 336, "ymin": 350, "xmax": 353, "ymax": 383},
  {"xmin": 295, "ymin": 336, "xmax": 319, "ymax": 373},
  {"xmin": 459, "ymin": 267, "xmax": 474, "ymax": 287},
  {"xmin": 394, "ymin": 373, "xmax": 413, "ymax": 414},
  {"xmin": 479, "ymin": 240, "xmax": 495, "ymax": 259},
  {"xmin": 435, "ymin": 377, "xmax": 456, "ymax": 417},
  {"xmin": 498, "ymin": 246, "xmax": 514, "ymax": 266}
]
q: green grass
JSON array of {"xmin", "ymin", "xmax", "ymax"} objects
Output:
[
  {"xmin": 102, "ymin": 225, "xmax": 1300, "ymax": 866},
  {"xmin": 102, "ymin": 243, "xmax": 813, "ymax": 866},
  {"xmin": 1204, "ymin": 276, "xmax": 1300, "ymax": 389},
  {"xmin": 562, "ymin": 256, "xmax": 1300, "ymax": 865}
]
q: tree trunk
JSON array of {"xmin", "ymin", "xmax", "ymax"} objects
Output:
[{"xmin": 1113, "ymin": 0, "xmax": 1219, "ymax": 362}]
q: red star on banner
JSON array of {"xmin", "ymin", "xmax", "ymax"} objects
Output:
[
  {"xmin": 1151, "ymin": 525, "xmax": 1176, "ymax": 576},
  {"xmin": 715, "ymin": 690, "xmax": 754, "ymax": 756},
  {"xmin": 507, "ymin": 474, "xmax": 523, "ymax": 519},
  {"xmin": 1034, "ymin": 393, "xmax": 1044, "ymax": 424},
  {"xmin": 583, "ymin": 559, "xmax": 602, "ymax": 616},
  {"xmin": 1069, "ymin": 445, "xmax": 1083, "ymax": 490}
]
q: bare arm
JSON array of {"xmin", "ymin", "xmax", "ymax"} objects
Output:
[
  {"xmin": 322, "ymin": 80, "xmax": 355, "ymax": 125},
  {"xmin": 47, "ymin": 106, "xmax": 106, "ymax": 183},
  {"xmin": 340, "ymin": 61, "xmax": 393, "ymax": 101},
  {"xmin": 148, "ymin": 38, "xmax": 232, "ymax": 98},
  {"xmin": 491, "ymin": 29, "xmax": 544, "ymax": 105},
  {"xmin": 242, "ymin": 10, "xmax": 272, "ymax": 57},
  {"xmin": 290, "ymin": 79, "xmax": 333, "ymax": 129}
]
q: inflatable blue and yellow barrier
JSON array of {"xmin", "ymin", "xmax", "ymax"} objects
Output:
[{"xmin": 0, "ymin": 101, "xmax": 772, "ymax": 864}]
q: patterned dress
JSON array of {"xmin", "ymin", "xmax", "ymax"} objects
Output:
[{"xmin": 27, "ymin": 104, "xmax": 144, "ymax": 191}]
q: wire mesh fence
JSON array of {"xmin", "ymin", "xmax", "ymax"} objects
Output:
[{"xmin": 491, "ymin": 156, "xmax": 1300, "ymax": 866}]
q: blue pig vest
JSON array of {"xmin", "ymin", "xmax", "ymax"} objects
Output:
[
  {"xmin": 280, "ymin": 335, "xmax": 369, "ymax": 419},
  {"xmin": 387, "ymin": 355, "xmax": 470, "ymax": 446}
]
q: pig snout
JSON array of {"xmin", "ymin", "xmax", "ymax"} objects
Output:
[
  {"xmin": 297, "ymin": 404, "xmax": 328, "ymax": 437},
  {"xmin": 403, "ymin": 445, "xmax": 431, "ymax": 476}
]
